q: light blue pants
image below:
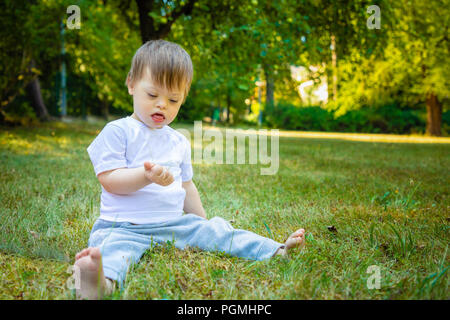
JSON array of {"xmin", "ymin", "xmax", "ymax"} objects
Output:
[{"xmin": 88, "ymin": 213, "xmax": 283, "ymax": 285}]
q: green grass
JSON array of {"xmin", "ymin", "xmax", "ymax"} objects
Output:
[{"xmin": 0, "ymin": 118, "xmax": 449, "ymax": 299}]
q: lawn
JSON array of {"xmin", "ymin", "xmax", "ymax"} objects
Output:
[{"xmin": 0, "ymin": 118, "xmax": 448, "ymax": 299}]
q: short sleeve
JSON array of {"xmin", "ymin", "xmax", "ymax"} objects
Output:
[
  {"xmin": 180, "ymin": 136, "xmax": 193, "ymax": 182},
  {"xmin": 86, "ymin": 124, "xmax": 127, "ymax": 176}
]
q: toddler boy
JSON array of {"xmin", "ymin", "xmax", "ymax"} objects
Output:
[{"xmin": 73, "ymin": 40, "xmax": 306, "ymax": 299}]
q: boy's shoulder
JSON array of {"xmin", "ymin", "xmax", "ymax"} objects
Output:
[
  {"xmin": 99, "ymin": 117, "xmax": 129, "ymax": 134},
  {"xmin": 106, "ymin": 116, "xmax": 132, "ymax": 129},
  {"xmin": 103, "ymin": 116, "xmax": 146, "ymax": 133}
]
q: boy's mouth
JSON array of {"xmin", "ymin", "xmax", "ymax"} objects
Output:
[{"xmin": 151, "ymin": 112, "xmax": 165, "ymax": 123}]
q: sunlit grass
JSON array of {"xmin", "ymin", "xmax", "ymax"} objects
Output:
[
  {"xmin": 0, "ymin": 118, "xmax": 448, "ymax": 299},
  {"xmin": 202, "ymin": 124, "xmax": 450, "ymax": 144}
]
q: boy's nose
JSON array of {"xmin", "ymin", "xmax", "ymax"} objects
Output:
[{"xmin": 156, "ymin": 98, "xmax": 167, "ymax": 109}]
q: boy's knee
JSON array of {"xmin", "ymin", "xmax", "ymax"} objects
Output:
[{"xmin": 211, "ymin": 216, "xmax": 233, "ymax": 228}]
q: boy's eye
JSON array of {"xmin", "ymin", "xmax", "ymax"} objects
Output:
[{"xmin": 147, "ymin": 93, "xmax": 177, "ymax": 103}]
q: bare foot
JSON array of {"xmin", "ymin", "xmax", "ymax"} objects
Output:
[
  {"xmin": 274, "ymin": 228, "xmax": 306, "ymax": 257},
  {"xmin": 73, "ymin": 247, "xmax": 114, "ymax": 300}
]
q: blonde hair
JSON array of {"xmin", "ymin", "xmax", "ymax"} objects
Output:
[{"xmin": 126, "ymin": 40, "xmax": 193, "ymax": 101}]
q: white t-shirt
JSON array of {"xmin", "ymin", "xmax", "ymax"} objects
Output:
[{"xmin": 86, "ymin": 116, "xmax": 193, "ymax": 224}]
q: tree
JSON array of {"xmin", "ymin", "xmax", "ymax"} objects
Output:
[
  {"xmin": 168, "ymin": 1, "xmax": 265, "ymax": 123},
  {"xmin": 392, "ymin": 0, "xmax": 449, "ymax": 136},
  {"xmin": 0, "ymin": 0, "xmax": 78, "ymax": 122},
  {"xmin": 0, "ymin": 1, "xmax": 52, "ymax": 121},
  {"xmin": 66, "ymin": 1, "xmax": 140, "ymax": 118},
  {"xmin": 333, "ymin": 0, "xmax": 448, "ymax": 136},
  {"xmin": 293, "ymin": 0, "xmax": 389, "ymax": 108}
]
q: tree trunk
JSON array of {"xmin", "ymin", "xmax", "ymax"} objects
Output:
[
  {"xmin": 217, "ymin": 98, "xmax": 222, "ymax": 122},
  {"xmin": 264, "ymin": 64, "xmax": 275, "ymax": 112},
  {"xmin": 330, "ymin": 34, "xmax": 338, "ymax": 101},
  {"xmin": 26, "ymin": 59, "xmax": 50, "ymax": 121},
  {"xmin": 425, "ymin": 92, "xmax": 442, "ymax": 136},
  {"xmin": 101, "ymin": 99, "xmax": 109, "ymax": 120},
  {"xmin": 226, "ymin": 89, "xmax": 231, "ymax": 123},
  {"xmin": 135, "ymin": 0, "xmax": 157, "ymax": 42},
  {"xmin": 135, "ymin": 0, "xmax": 197, "ymax": 43}
]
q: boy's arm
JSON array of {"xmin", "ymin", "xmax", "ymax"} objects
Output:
[
  {"xmin": 182, "ymin": 180, "xmax": 207, "ymax": 219},
  {"xmin": 98, "ymin": 162, "xmax": 173, "ymax": 195}
]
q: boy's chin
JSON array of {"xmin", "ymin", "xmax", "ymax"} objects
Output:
[
  {"xmin": 133, "ymin": 113, "xmax": 172, "ymax": 129},
  {"xmin": 140, "ymin": 118, "xmax": 165, "ymax": 128},
  {"xmin": 146, "ymin": 120, "xmax": 167, "ymax": 129}
]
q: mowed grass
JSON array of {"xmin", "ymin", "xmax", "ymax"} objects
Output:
[{"xmin": 0, "ymin": 118, "xmax": 448, "ymax": 299}]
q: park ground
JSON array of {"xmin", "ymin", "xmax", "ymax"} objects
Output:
[{"xmin": 0, "ymin": 118, "xmax": 448, "ymax": 299}]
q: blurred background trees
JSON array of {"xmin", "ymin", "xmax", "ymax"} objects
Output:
[{"xmin": 0, "ymin": 0, "xmax": 448, "ymax": 136}]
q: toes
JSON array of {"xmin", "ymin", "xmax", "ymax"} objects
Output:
[
  {"xmin": 285, "ymin": 236, "xmax": 303, "ymax": 249},
  {"xmin": 75, "ymin": 247, "xmax": 102, "ymax": 261},
  {"xmin": 291, "ymin": 229, "xmax": 305, "ymax": 238},
  {"xmin": 89, "ymin": 247, "xmax": 102, "ymax": 261},
  {"xmin": 75, "ymin": 248, "xmax": 90, "ymax": 260}
]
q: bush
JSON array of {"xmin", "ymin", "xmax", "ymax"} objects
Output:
[
  {"xmin": 335, "ymin": 105, "xmax": 425, "ymax": 134},
  {"xmin": 174, "ymin": 95, "xmax": 208, "ymax": 123},
  {"xmin": 265, "ymin": 102, "xmax": 335, "ymax": 131},
  {"xmin": 0, "ymin": 91, "xmax": 39, "ymax": 126},
  {"xmin": 264, "ymin": 102, "xmax": 427, "ymax": 134}
]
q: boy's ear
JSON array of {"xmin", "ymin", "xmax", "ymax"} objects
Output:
[{"xmin": 126, "ymin": 77, "xmax": 134, "ymax": 95}]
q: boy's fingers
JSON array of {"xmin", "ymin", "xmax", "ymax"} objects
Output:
[
  {"xmin": 162, "ymin": 167, "xmax": 171, "ymax": 178},
  {"xmin": 146, "ymin": 165, "xmax": 173, "ymax": 185},
  {"xmin": 152, "ymin": 168, "xmax": 166, "ymax": 184},
  {"xmin": 165, "ymin": 171, "xmax": 173, "ymax": 182},
  {"xmin": 152, "ymin": 164, "xmax": 163, "ymax": 175},
  {"xmin": 162, "ymin": 168, "xmax": 171, "ymax": 180},
  {"xmin": 160, "ymin": 169, "xmax": 173, "ymax": 185}
]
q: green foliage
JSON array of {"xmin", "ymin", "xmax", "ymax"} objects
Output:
[
  {"xmin": 265, "ymin": 103, "xmax": 335, "ymax": 131},
  {"xmin": 331, "ymin": 0, "xmax": 449, "ymax": 119},
  {"xmin": 0, "ymin": 93, "xmax": 38, "ymax": 126},
  {"xmin": 173, "ymin": 95, "xmax": 209, "ymax": 122},
  {"xmin": 442, "ymin": 110, "xmax": 450, "ymax": 135},
  {"xmin": 0, "ymin": 0, "xmax": 65, "ymax": 111},
  {"xmin": 335, "ymin": 105, "xmax": 425, "ymax": 134},
  {"xmin": 0, "ymin": 0, "xmax": 30, "ymax": 108},
  {"xmin": 1, "ymin": 0, "xmax": 448, "ymax": 134},
  {"xmin": 1, "ymin": 0, "xmax": 139, "ymax": 120},
  {"xmin": 66, "ymin": 2, "xmax": 140, "ymax": 113},
  {"xmin": 265, "ymin": 102, "xmax": 426, "ymax": 134}
]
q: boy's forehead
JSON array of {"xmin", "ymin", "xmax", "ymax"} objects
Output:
[{"xmin": 140, "ymin": 78, "xmax": 184, "ymax": 96}]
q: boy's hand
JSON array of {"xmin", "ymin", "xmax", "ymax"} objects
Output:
[{"xmin": 144, "ymin": 161, "xmax": 174, "ymax": 186}]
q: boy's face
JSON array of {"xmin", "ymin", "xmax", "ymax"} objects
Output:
[{"xmin": 127, "ymin": 74, "xmax": 185, "ymax": 129}]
